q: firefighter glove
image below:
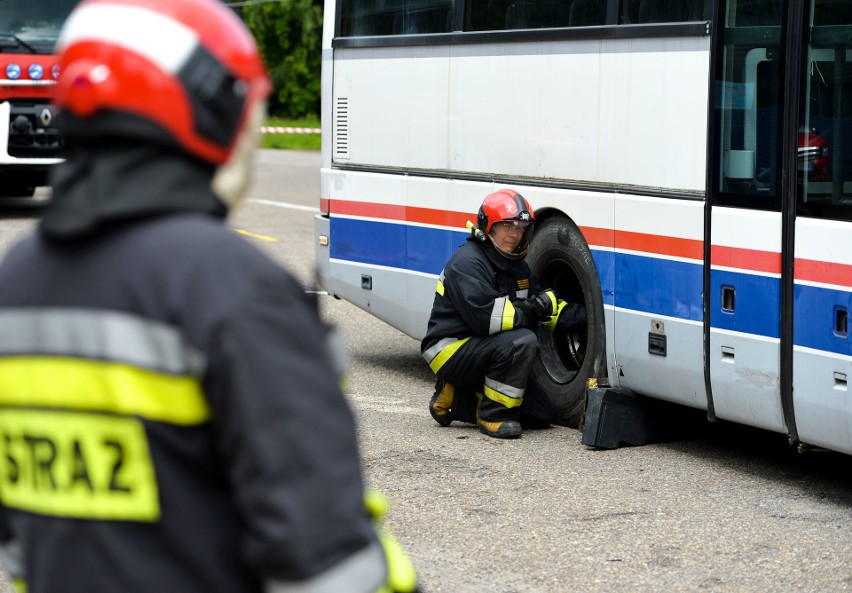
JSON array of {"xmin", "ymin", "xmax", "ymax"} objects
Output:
[
  {"xmin": 556, "ymin": 302, "xmax": 587, "ymax": 332},
  {"xmin": 512, "ymin": 299, "xmax": 542, "ymax": 328},
  {"xmin": 364, "ymin": 490, "xmax": 420, "ymax": 593},
  {"xmin": 529, "ymin": 290, "xmax": 558, "ymax": 320}
]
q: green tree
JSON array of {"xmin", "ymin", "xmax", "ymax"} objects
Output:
[{"xmin": 241, "ymin": 0, "xmax": 323, "ymax": 118}]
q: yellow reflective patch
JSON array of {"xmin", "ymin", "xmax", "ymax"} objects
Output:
[
  {"xmin": 0, "ymin": 357, "xmax": 209, "ymax": 426},
  {"xmin": 0, "ymin": 409, "xmax": 160, "ymax": 522},
  {"xmin": 483, "ymin": 385, "xmax": 523, "ymax": 408},
  {"xmin": 502, "ymin": 300, "xmax": 515, "ymax": 332},
  {"xmin": 544, "ymin": 300, "xmax": 567, "ymax": 331},
  {"xmin": 436, "ymin": 280, "xmax": 444, "ymax": 296},
  {"xmin": 428, "ymin": 337, "xmax": 471, "ymax": 373}
]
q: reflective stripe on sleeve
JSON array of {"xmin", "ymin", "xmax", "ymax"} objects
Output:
[
  {"xmin": 489, "ymin": 297, "xmax": 515, "ymax": 335},
  {"xmin": 422, "ymin": 337, "xmax": 470, "ymax": 373},
  {"xmin": 265, "ymin": 539, "xmax": 386, "ymax": 593},
  {"xmin": 435, "ymin": 271, "xmax": 445, "ymax": 296},
  {"xmin": 0, "ymin": 309, "xmax": 206, "ymax": 376}
]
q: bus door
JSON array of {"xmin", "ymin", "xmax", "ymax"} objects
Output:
[
  {"xmin": 710, "ymin": 0, "xmax": 852, "ymax": 452},
  {"xmin": 792, "ymin": 1, "xmax": 852, "ymax": 454},
  {"xmin": 708, "ymin": 0, "xmax": 789, "ymax": 434}
]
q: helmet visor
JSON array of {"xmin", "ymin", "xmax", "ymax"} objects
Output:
[{"xmin": 491, "ymin": 220, "xmax": 533, "ymax": 233}]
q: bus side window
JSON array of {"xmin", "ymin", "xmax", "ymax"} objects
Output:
[
  {"xmin": 393, "ymin": 0, "xmax": 454, "ymax": 34},
  {"xmin": 568, "ymin": 0, "xmax": 605, "ymax": 26},
  {"xmin": 465, "ymin": 0, "xmax": 511, "ymax": 31},
  {"xmin": 634, "ymin": 0, "xmax": 704, "ymax": 23},
  {"xmin": 341, "ymin": 0, "xmax": 454, "ymax": 36},
  {"xmin": 798, "ymin": 0, "xmax": 852, "ymax": 221},
  {"xmin": 504, "ymin": 0, "xmax": 572, "ymax": 29}
]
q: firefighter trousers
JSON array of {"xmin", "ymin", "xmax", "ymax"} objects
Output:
[{"xmin": 431, "ymin": 329, "xmax": 554, "ymax": 426}]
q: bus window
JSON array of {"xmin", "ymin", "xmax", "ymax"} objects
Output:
[
  {"xmin": 619, "ymin": 0, "xmax": 705, "ymax": 24},
  {"xmin": 712, "ymin": 0, "xmax": 785, "ymax": 210},
  {"xmin": 340, "ymin": 0, "xmax": 454, "ymax": 36},
  {"xmin": 466, "ymin": 0, "xmax": 602, "ymax": 30},
  {"xmin": 503, "ymin": 1, "xmax": 572, "ymax": 29},
  {"xmin": 798, "ymin": 0, "xmax": 852, "ymax": 221}
]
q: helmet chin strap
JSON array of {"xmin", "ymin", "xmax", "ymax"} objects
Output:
[
  {"xmin": 212, "ymin": 101, "xmax": 266, "ymax": 208},
  {"xmin": 488, "ymin": 235, "xmax": 527, "ymax": 260}
]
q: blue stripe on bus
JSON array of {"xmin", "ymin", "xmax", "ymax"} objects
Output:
[
  {"xmin": 709, "ymin": 269, "xmax": 780, "ymax": 338},
  {"xmin": 794, "ymin": 283, "xmax": 852, "ymax": 357},
  {"xmin": 330, "ymin": 217, "xmax": 466, "ymax": 275},
  {"xmin": 611, "ymin": 252, "xmax": 704, "ymax": 322},
  {"xmin": 330, "ymin": 217, "xmax": 852, "ymax": 351}
]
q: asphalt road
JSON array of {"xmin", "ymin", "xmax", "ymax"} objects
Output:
[{"xmin": 0, "ymin": 150, "xmax": 849, "ymax": 593}]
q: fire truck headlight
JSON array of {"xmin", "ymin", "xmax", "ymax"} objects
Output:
[
  {"xmin": 52, "ymin": 64, "xmax": 60, "ymax": 79},
  {"xmin": 28, "ymin": 64, "xmax": 44, "ymax": 80},
  {"xmin": 6, "ymin": 63, "xmax": 21, "ymax": 80}
]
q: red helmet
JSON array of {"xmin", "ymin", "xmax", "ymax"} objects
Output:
[
  {"xmin": 477, "ymin": 189, "xmax": 536, "ymax": 235},
  {"xmin": 54, "ymin": 0, "xmax": 271, "ymax": 165}
]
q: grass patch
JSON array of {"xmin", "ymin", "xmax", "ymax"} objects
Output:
[{"xmin": 259, "ymin": 115, "xmax": 321, "ymax": 151}]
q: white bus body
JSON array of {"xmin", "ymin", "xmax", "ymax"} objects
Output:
[{"xmin": 315, "ymin": 0, "xmax": 852, "ymax": 455}]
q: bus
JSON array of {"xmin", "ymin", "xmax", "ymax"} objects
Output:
[
  {"xmin": 314, "ymin": 0, "xmax": 852, "ymax": 456},
  {"xmin": 0, "ymin": 0, "xmax": 76, "ymax": 196}
]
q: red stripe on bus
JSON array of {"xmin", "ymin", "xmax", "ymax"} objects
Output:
[
  {"xmin": 711, "ymin": 245, "xmax": 781, "ymax": 275},
  {"xmin": 326, "ymin": 199, "xmax": 712, "ymax": 262},
  {"xmin": 613, "ymin": 230, "xmax": 703, "ymax": 260},
  {"xmin": 327, "ymin": 199, "xmax": 474, "ymax": 228},
  {"xmin": 795, "ymin": 257, "xmax": 852, "ymax": 288}
]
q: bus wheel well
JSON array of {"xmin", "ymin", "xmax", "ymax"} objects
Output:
[{"xmin": 526, "ymin": 214, "xmax": 607, "ymax": 427}]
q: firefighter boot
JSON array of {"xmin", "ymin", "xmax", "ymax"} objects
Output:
[
  {"xmin": 475, "ymin": 390, "xmax": 522, "ymax": 438},
  {"xmin": 476, "ymin": 418, "xmax": 522, "ymax": 439},
  {"xmin": 429, "ymin": 379, "xmax": 454, "ymax": 427}
]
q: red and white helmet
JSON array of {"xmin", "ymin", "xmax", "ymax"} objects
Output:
[
  {"xmin": 476, "ymin": 189, "xmax": 536, "ymax": 258},
  {"xmin": 55, "ymin": 0, "xmax": 270, "ymax": 166},
  {"xmin": 477, "ymin": 189, "xmax": 535, "ymax": 235}
]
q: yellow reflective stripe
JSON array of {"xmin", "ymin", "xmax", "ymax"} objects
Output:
[
  {"xmin": 490, "ymin": 297, "xmax": 516, "ymax": 335},
  {"xmin": 427, "ymin": 337, "xmax": 471, "ymax": 373},
  {"xmin": 483, "ymin": 384, "xmax": 523, "ymax": 409},
  {"xmin": 502, "ymin": 299, "xmax": 515, "ymax": 332},
  {"xmin": 544, "ymin": 290, "xmax": 558, "ymax": 315},
  {"xmin": 436, "ymin": 280, "xmax": 444, "ymax": 296},
  {"xmin": 0, "ymin": 409, "xmax": 160, "ymax": 522},
  {"xmin": 0, "ymin": 357, "xmax": 209, "ymax": 426},
  {"xmin": 544, "ymin": 300, "xmax": 567, "ymax": 331}
]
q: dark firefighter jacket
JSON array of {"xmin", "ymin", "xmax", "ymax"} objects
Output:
[
  {"xmin": 420, "ymin": 235, "xmax": 544, "ymax": 360},
  {"xmin": 0, "ymin": 143, "xmax": 385, "ymax": 593}
]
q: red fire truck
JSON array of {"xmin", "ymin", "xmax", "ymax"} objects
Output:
[{"xmin": 0, "ymin": 1, "xmax": 78, "ymax": 197}]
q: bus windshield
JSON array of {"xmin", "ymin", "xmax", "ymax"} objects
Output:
[{"xmin": 0, "ymin": 0, "xmax": 81, "ymax": 48}]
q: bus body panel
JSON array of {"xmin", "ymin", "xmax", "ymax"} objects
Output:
[
  {"xmin": 332, "ymin": 36, "xmax": 709, "ymax": 192},
  {"xmin": 610, "ymin": 195, "xmax": 706, "ymax": 409},
  {"xmin": 318, "ymin": 0, "xmax": 852, "ymax": 455},
  {"xmin": 709, "ymin": 208, "xmax": 786, "ymax": 433},
  {"xmin": 793, "ymin": 217, "xmax": 852, "ymax": 454}
]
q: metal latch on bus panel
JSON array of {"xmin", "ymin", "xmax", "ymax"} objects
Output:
[{"xmin": 648, "ymin": 319, "xmax": 666, "ymax": 357}]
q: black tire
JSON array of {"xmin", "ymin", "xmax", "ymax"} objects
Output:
[{"xmin": 525, "ymin": 216, "xmax": 606, "ymax": 427}]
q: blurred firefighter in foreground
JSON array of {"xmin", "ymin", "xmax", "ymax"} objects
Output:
[
  {"xmin": 0, "ymin": 1, "xmax": 418, "ymax": 592},
  {"xmin": 421, "ymin": 189, "xmax": 586, "ymax": 438}
]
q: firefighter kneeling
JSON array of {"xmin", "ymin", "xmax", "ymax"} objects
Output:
[{"xmin": 421, "ymin": 189, "xmax": 586, "ymax": 438}]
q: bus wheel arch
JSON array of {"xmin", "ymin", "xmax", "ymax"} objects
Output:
[{"xmin": 526, "ymin": 214, "xmax": 607, "ymax": 428}]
